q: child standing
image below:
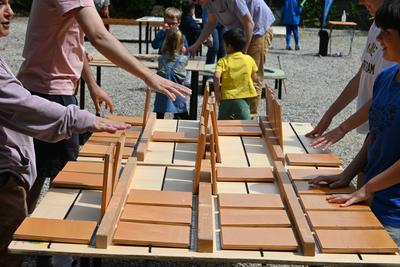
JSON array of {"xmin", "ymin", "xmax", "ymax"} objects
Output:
[
  {"xmin": 154, "ymin": 29, "xmax": 189, "ymax": 119},
  {"xmin": 214, "ymin": 28, "xmax": 258, "ymax": 120},
  {"xmin": 310, "ymin": 0, "xmax": 400, "ymax": 247},
  {"xmin": 281, "ymin": 0, "xmax": 302, "ymax": 50}
]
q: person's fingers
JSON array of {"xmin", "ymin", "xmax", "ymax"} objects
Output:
[
  {"xmin": 340, "ymin": 197, "xmax": 357, "ymax": 207},
  {"xmin": 310, "ymin": 137, "xmax": 328, "ymax": 149},
  {"xmin": 94, "ymin": 100, "xmax": 101, "ymax": 113},
  {"xmin": 326, "ymin": 194, "xmax": 345, "ymax": 203},
  {"xmin": 309, "ymin": 175, "xmax": 327, "ymax": 185}
]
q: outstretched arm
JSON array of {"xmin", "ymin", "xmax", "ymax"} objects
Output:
[
  {"xmin": 74, "ymin": 6, "xmax": 191, "ymax": 101},
  {"xmin": 238, "ymin": 13, "xmax": 255, "ymax": 53},
  {"xmin": 187, "ymin": 13, "xmax": 217, "ymax": 55}
]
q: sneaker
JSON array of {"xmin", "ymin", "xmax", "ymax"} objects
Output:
[
  {"xmin": 285, "ymin": 46, "xmax": 292, "ymax": 50},
  {"xmin": 295, "ymin": 46, "xmax": 300, "ymax": 50}
]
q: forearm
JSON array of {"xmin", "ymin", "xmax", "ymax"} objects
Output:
[
  {"xmin": 214, "ymin": 72, "xmax": 221, "ymax": 103},
  {"xmin": 81, "ymin": 56, "xmax": 97, "ymax": 90},
  {"xmin": 340, "ymin": 99, "xmax": 371, "ymax": 133},
  {"xmin": 365, "ymin": 159, "xmax": 400, "ymax": 193},
  {"xmin": 193, "ymin": 16, "xmax": 217, "ymax": 49},
  {"xmin": 242, "ymin": 18, "xmax": 254, "ymax": 53}
]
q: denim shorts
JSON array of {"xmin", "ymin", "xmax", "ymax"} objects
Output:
[{"xmin": 385, "ymin": 225, "xmax": 400, "ymax": 249}]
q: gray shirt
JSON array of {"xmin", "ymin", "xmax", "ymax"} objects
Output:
[
  {"xmin": 207, "ymin": 0, "xmax": 275, "ymax": 36},
  {"xmin": 0, "ymin": 57, "xmax": 95, "ymax": 188}
]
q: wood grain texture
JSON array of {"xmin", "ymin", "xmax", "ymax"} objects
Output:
[
  {"xmin": 51, "ymin": 172, "xmax": 103, "ymax": 190},
  {"xmin": 219, "ymin": 209, "xmax": 291, "ymax": 227},
  {"xmin": 288, "ymin": 168, "xmax": 343, "ymax": 181},
  {"xmin": 13, "ymin": 218, "xmax": 96, "ymax": 244},
  {"xmin": 294, "ymin": 181, "xmax": 355, "ymax": 195},
  {"xmin": 79, "ymin": 143, "xmax": 133, "ymax": 159},
  {"xmin": 217, "ymin": 167, "xmax": 274, "ymax": 182},
  {"xmin": 218, "ymin": 193, "xmax": 284, "ymax": 209},
  {"xmin": 307, "ymin": 211, "xmax": 384, "ymax": 230},
  {"xmin": 126, "ymin": 189, "xmax": 193, "ymax": 208},
  {"xmin": 315, "ymin": 229, "xmax": 398, "ymax": 253},
  {"xmin": 217, "ymin": 126, "xmax": 262, "ymax": 136},
  {"xmin": 300, "ymin": 195, "xmax": 370, "ymax": 211},
  {"xmin": 197, "ymin": 182, "xmax": 214, "ymax": 252},
  {"xmin": 217, "ymin": 120, "xmax": 259, "ymax": 127},
  {"xmin": 105, "ymin": 114, "xmax": 143, "ymax": 125},
  {"xmin": 62, "ymin": 161, "xmax": 104, "ymax": 174},
  {"xmin": 221, "ymin": 227, "xmax": 298, "ymax": 251},
  {"xmin": 152, "ymin": 131, "xmax": 199, "ymax": 143},
  {"xmin": 285, "ymin": 153, "xmax": 341, "ymax": 167},
  {"xmin": 113, "ymin": 221, "xmax": 190, "ymax": 248}
]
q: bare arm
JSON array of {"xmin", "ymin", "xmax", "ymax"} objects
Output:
[
  {"xmin": 214, "ymin": 71, "xmax": 222, "ymax": 104},
  {"xmin": 81, "ymin": 56, "xmax": 114, "ymax": 113},
  {"xmin": 238, "ymin": 13, "xmax": 255, "ymax": 53},
  {"xmin": 306, "ymin": 68, "xmax": 362, "ymax": 137},
  {"xmin": 187, "ymin": 13, "xmax": 218, "ymax": 55},
  {"xmin": 74, "ymin": 6, "xmax": 191, "ymax": 100}
]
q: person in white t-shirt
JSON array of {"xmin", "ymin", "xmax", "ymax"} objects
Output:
[{"xmin": 306, "ymin": 0, "xmax": 393, "ymax": 151}]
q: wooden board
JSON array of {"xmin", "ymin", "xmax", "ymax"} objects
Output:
[
  {"xmin": 307, "ymin": 211, "xmax": 384, "ymax": 230},
  {"xmin": 197, "ymin": 182, "xmax": 214, "ymax": 253},
  {"xmin": 120, "ymin": 204, "xmax": 192, "ymax": 226},
  {"xmin": 219, "ymin": 209, "xmax": 291, "ymax": 227},
  {"xmin": 79, "ymin": 143, "xmax": 133, "ymax": 159},
  {"xmin": 152, "ymin": 131, "xmax": 199, "ymax": 143},
  {"xmin": 221, "ymin": 227, "xmax": 298, "ymax": 251},
  {"xmin": 286, "ymin": 153, "xmax": 341, "ymax": 167},
  {"xmin": 217, "ymin": 167, "xmax": 274, "ymax": 182},
  {"xmin": 218, "ymin": 126, "xmax": 262, "ymax": 136},
  {"xmin": 288, "ymin": 168, "xmax": 343, "ymax": 181},
  {"xmin": 91, "ymin": 130, "xmax": 139, "ymax": 139},
  {"xmin": 126, "ymin": 189, "xmax": 193, "ymax": 208},
  {"xmin": 217, "ymin": 120, "xmax": 259, "ymax": 127},
  {"xmin": 218, "ymin": 136, "xmax": 248, "ymax": 167},
  {"xmin": 163, "ymin": 166, "xmax": 194, "ymax": 192},
  {"xmin": 113, "ymin": 221, "xmax": 190, "ymax": 248},
  {"xmin": 218, "ymin": 193, "xmax": 284, "ymax": 209},
  {"xmin": 300, "ymin": 195, "xmax": 370, "ymax": 211},
  {"xmin": 105, "ymin": 115, "xmax": 143, "ymax": 125},
  {"xmin": 242, "ymin": 136, "xmax": 273, "ymax": 167},
  {"xmin": 62, "ymin": 161, "xmax": 104, "ymax": 174},
  {"xmin": 13, "ymin": 218, "xmax": 96, "ymax": 245},
  {"xmin": 52, "ymin": 172, "xmax": 103, "ymax": 190},
  {"xmin": 315, "ymin": 229, "xmax": 398, "ymax": 254},
  {"xmin": 294, "ymin": 181, "xmax": 355, "ymax": 195}
]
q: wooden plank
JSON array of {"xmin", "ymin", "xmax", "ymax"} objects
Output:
[
  {"xmin": 126, "ymin": 189, "xmax": 193, "ymax": 208},
  {"xmin": 289, "ymin": 122, "xmax": 327, "ymax": 154},
  {"xmin": 96, "ymin": 158, "xmax": 137, "ymax": 248},
  {"xmin": 307, "ymin": 211, "xmax": 384, "ymax": 230},
  {"xmin": 282, "ymin": 122, "xmax": 307, "ymax": 154},
  {"xmin": 221, "ymin": 227, "xmax": 297, "ymax": 251},
  {"xmin": 218, "ymin": 136, "xmax": 247, "ymax": 167},
  {"xmin": 286, "ymin": 153, "xmax": 341, "ymax": 167},
  {"xmin": 197, "ymin": 182, "xmax": 214, "ymax": 252},
  {"xmin": 315, "ymin": 229, "xmax": 398, "ymax": 254},
  {"xmin": 163, "ymin": 166, "xmax": 194, "ymax": 192},
  {"xmin": 193, "ymin": 126, "xmax": 206, "ymax": 194},
  {"xmin": 294, "ymin": 181, "xmax": 355, "ymax": 195},
  {"xmin": 217, "ymin": 120, "xmax": 259, "ymax": 127},
  {"xmin": 136, "ymin": 113, "xmax": 156, "ymax": 161},
  {"xmin": 101, "ymin": 144, "xmax": 115, "ymax": 217},
  {"xmin": 217, "ymin": 182, "xmax": 247, "ymax": 193},
  {"xmin": 79, "ymin": 143, "xmax": 133, "ymax": 159},
  {"xmin": 91, "ymin": 130, "xmax": 139, "ymax": 139},
  {"xmin": 274, "ymin": 161, "xmax": 316, "ymax": 256},
  {"xmin": 130, "ymin": 165, "xmax": 165, "ymax": 190},
  {"xmin": 51, "ymin": 172, "xmax": 103, "ymax": 190},
  {"xmin": 173, "ymin": 143, "xmax": 197, "ymax": 166},
  {"xmin": 113, "ymin": 221, "xmax": 190, "ymax": 248},
  {"xmin": 102, "ymin": 18, "xmax": 139, "ymax": 26},
  {"xmin": 66, "ymin": 190, "xmax": 101, "ymax": 221},
  {"xmin": 219, "ymin": 209, "xmax": 291, "ymax": 227},
  {"xmin": 247, "ymin": 182, "xmax": 280, "ymax": 194},
  {"xmin": 241, "ymin": 137, "xmax": 273, "ymax": 167},
  {"xmin": 120, "ymin": 204, "xmax": 192, "ymax": 226},
  {"xmin": 218, "ymin": 126, "xmax": 262, "ymax": 136},
  {"xmin": 300, "ymin": 195, "xmax": 370, "ymax": 211},
  {"xmin": 140, "ymin": 141, "xmax": 174, "ymax": 165},
  {"xmin": 288, "ymin": 168, "xmax": 343, "ymax": 181},
  {"xmin": 62, "ymin": 161, "xmax": 104, "ymax": 174},
  {"xmin": 105, "ymin": 114, "xmax": 143, "ymax": 125},
  {"xmin": 259, "ymin": 118, "xmax": 284, "ymax": 162},
  {"xmin": 152, "ymin": 131, "xmax": 199, "ymax": 143},
  {"xmin": 217, "ymin": 167, "xmax": 274, "ymax": 182},
  {"xmin": 13, "ymin": 218, "xmax": 96, "ymax": 244},
  {"xmin": 218, "ymin": 193, "xmax": 284, "ymax": 209}
]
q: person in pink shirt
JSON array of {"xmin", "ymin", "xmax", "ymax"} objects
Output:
[
  {"xmin": 0, "ymin": 2, "xmax": 130, "ymax": 266},
  {"xmin": 17, "ymin": 0, "xmax": 191, "ymax": 213}
]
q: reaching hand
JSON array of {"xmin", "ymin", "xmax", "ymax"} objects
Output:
[
  {"xmin": 89, "ymin": 84, "xmax": 114, "ymax": 113},
  {"xmin": 309, "ymin": 125, "xmax": 346, "ymax": 150},
  {"xmin": 101, "ymin": 6, "xmax": 110, "ymax": 18},
  {"xmin": 90, "ymin": 117, "xmax": 130, "ymax": 133},
  {"xmin": 305, "ymin": 115, "xmax": 332, "ymax": 138},
  {"xmin": 187, "ymin": 44, "xmax": 199, "ymax": 57},
  {"xmin": 144, "ymin": 73, "xmax": 191, "ymax": 101},
  {"xmin": 326, "ymin": 186, "xmax": 370, "ymax": 207},
  {"xmin": 309, "ymin": 173, "xmax": 352, "ymax": 189}
]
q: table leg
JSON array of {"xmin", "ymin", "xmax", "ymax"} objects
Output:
[
  {"xmin": 145, "ymin": 23, "xmax": 149, "ymax": 54},
  {"xmin": 348, "ymin": 28, "xmax": 355, "ymax": 56},
  {"xmin": 278, "ymin": 79, "xmax": 283, "ymax": 99},
  {"xmin": 80, "ymin": 78, "xmax": 86, "ymax": 110},
  {"xmin": 96, "ymin": 66, "xmax": 102, "ymax": 86},
  {"xmin": 139, "ymin": 22, "xmax": 142, "ymax": 54},
  {"xmin": 329, "ymin": 25, "xmax": 333, "ymax": 56},
  {"xmin": 189, "ymin": 71, "xmax": 199, "ymax": 120}
]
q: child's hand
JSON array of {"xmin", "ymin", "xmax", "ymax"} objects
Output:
[{"xmin": 204, "ymin": 35, "xmax": 213, "ymax": 47}]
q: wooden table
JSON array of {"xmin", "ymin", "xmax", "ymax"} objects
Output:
[
  {"xmin": 82, "ymin": 53, "xmax": 205, "ymax": 120},
  {"xmin": 328, "ymin": 21, "xmax": 357, "ymax": 56},
  {"xmin": 9, "ymin": 121, "xmax": 399, "ymax": 266}
]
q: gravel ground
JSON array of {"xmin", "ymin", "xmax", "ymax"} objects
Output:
[{"xmin": 1, "ymin": 17, "xmax": 369, "ymax": 266}]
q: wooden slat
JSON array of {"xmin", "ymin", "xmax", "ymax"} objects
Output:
[
  {"xmin": 101, "ymin": 144, "xmax": 115, "ymax": 217},
  {"xmin": 96, "ymin": 158, "xmax": 137, "ymax": 248},
  {"xmin": 193, "ymin": 126, "xmax": 206, "ymax": 194},
  {"xmin": 221, "ymin": 227, "xmax": 297, "ymax": 251},
  {"xmin": 52, "ymin": 172, "xmax": 103, "ymax": 190},
  {"xmin": 294, "ymin": 181, "xmax": 355, "ymax": 195},
  {"xmin": 126, "ymin": 189, "xmax": 193, "ymax": 208},
  {"xmin": 217, "ymin": 120, "xmax": 259, "ymax": 127},
  {"xmin": 66, "ymin": 190, "xmax": 101, "ymax": 222},
  {"xmin": 102, "ymin": 18, "xmax": 139, "ymax": 25},
  {"xmin": 218, "ymin": 193, "xmax": 284, "ymax": 209},
  {"xmin": 220, "ymin": 209, "xmax": 291, "ymax": 227},
  {"xmin": 241, "ymin": 136, "xmax": 273, "ymax": 167},
  {"xmin": 315, "ymin": 229, "xmax": 398, "ymax": 254},
  {"xmin": 217, "ymin": 182, "xmax": 247, "ymax": 193},
  {"xmin": 152, "ymin": 131, "xmax": 199, "ymax": 143},
  {"xmin": 259, "ymin": 118, "xmax": 284, "ymax": 162},
  {"xmin": 136, "ymin": 113, "xmax": 156, "ymax": 161},
  {"xmin": 218, "ymin": 126, "xmax": 262, "ymax": 136},
  {"xmin": 113, "ymin": 221, "xmax": 190, "ymax": 248},
  {"xmin": 289, "ymin": 122, "xmax": 327, "ymax": 154},
  {"xmin": 14, "ymin": 218, "xmax": 96, "ymax": 245},
  {"xmin": 163, "ymin": 166, "xmax": 195, "ymax": 192},
  {"xmin": 120, "ymin": 204, "xmax": 192, "ymax": 225},
  {"xmin": 197, "ymin": 182, "xmax": 214, "ymax": 252},
  {"xmin": 287, "ymin": 168, "xmax": 343, "ymax": 181},
  {"xmin": 282, "ymin": 122, "xmax": 307, "ymax": 154},
  {"xmin": 130, "ymin": 165, "xmax": 165, "ymax": 190},
  {"xmin": 300, "ymin": 195, "xmax": 370, "ymax": 211},
  {"xmin": 286, "ymin": 153, "xmax": 341, "ymax": 167},
  {"xmin": 218, "ymin": 136, "xmax": 247, "ymax": 167},
  {"xmin": 105, "ymin": 115, "xmax": 143, "ymax": 125},
  {"xmin": 217, "ymin": 167, "xmax": 274, "ymax": 182},
  {"xmin": 62, "ymin": 161, "xmax": 104, "ymax": 174},
  {"xmin": 307, "ymin": 211, "xmax": 384, "ymax": 230},
  {"xmin": 79, "ymin": 143, "xmax": 133, "ymax": 159}
]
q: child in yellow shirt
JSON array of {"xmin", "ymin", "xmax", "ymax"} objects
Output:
[{"xmin": 214, "ymin": 28, "xmax": 258, "ymax": 120}]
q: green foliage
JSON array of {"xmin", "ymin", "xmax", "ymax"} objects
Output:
[
  {"xmin": 111, "ymin": 0, "xmax": 156, "ymax": 18},
  {"xmin": 11, "ymin": 0, "xmax": 32, "ymax": 14},
  {"xmin": 301, "ymin": 0, "xmax": 338, "ymax": 28}
]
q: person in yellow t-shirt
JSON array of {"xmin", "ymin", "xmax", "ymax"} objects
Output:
[{"xmin": 214, "ymin": 28, "xmax": 258, "ymax": 120}]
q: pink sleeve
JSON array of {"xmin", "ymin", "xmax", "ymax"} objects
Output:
[{"xmin": 56, "ymin": 0, "xmax": 95, "ymax": 16}]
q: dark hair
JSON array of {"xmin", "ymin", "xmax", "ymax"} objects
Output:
[
  {"xmin": 375, "ymin": 0, "xmax": 400, "ymax": 33},
  {"xmin": 182, "ymin": 2, "xmax": 195, "ymax": 15},
  {"xmin": 223, "ymin": 28, "xmax": 246, "ymax": 52}
]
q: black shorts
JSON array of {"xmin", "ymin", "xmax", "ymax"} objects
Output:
[{"xmin": 29, "ymin": 91, "xmax": 79, "ymax": 178}]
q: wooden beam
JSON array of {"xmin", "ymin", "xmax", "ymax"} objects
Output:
[
  {"xmin": 136, "ymin": 113, "xmax": 156, "ymax": 161},
  {"xmin": 197, "ymin": 182, "xmax": 214, "ymax": 252}
]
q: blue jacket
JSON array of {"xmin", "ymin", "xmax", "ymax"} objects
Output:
[{"xmin": 281, "ymin": 0, "xmax": 302, "ymax": 25}]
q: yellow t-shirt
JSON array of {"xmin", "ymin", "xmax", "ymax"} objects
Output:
[{"xmin": 216, "ymin": 52, "xmax": 258, "ymax": 100}]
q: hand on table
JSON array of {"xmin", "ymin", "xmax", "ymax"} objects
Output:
[
  {"xmin": 305, "ymin": 115, "xmax": 332, "ymax": 138},
  {"xmin": 326, "ymin": 186, "xmax": 370, "ymax": 207},
  {"xmin": 309, "ymin": 125, "xmax": 346, "ymax": 150},
  {"xmin": 91, "ymin": 117, "xmax": 130, "ymax": 133},
  {"xmin": 309, "ymin": 172, "xmax": 352, "ymax": 189}
]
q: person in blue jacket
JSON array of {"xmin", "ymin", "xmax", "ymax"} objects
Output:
[{"xmin": 281, "ymin": 0, "xmax": 302, "ymax": 50}]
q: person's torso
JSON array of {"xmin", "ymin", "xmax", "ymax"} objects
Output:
[
  {"xmin": 207, "ymin": 0, "xmax": 274, "ymax": 36},
  {"xmin": 365, "ymin": 64, "xmax": 400, "ymax": 227},
  {"xmin": 219, "ymin": 52, "xmax": 258, "ymax": 99},
  {"xmin": 17, "ymin": 0, "xmax": 94, "ymax": 95},
  {"xmin": 357, "ymin": 22, "xmax": 395, "ymax": 133},
  {"xmin": 157, "ymin": 54, "xmax": 188, "ymax": 84},
  {"xmin": 281, "ymin": 0, "xmax": 301, "ymax": 25}
]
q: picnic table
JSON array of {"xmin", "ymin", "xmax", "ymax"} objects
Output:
[{"xmin": 328, "ymin": 21, "xmax": 357, "ymax": 56}]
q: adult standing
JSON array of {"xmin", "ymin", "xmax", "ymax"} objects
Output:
[
  {"xmin": 17, "ymin": 0, "xmax": 191, "ymax": 213},
  {"xmin": 188, "ymin": 0, "xmax": 275, "ymax": 115}
]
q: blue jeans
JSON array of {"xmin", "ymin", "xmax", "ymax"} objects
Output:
[
  {"xmin": 285, "ymin": 24, "xmax": 299, "ymax": 48},
  {"xmin": 206, "ymin": 24, "xmax": 226, "ymax": 64},
  {"xmin": 385, "ymin": 225, "xmax": 400, "ymax": 249}
]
